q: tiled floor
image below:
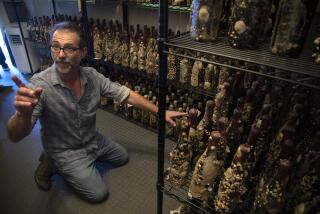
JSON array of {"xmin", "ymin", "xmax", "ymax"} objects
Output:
[{"xmin": 0, "ymin": 69, "xmax": 179, "ymax": 214}]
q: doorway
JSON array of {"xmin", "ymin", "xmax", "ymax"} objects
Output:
[
  {"xmin": 0, "ymin": 28, "xmax": 13, "ymax": 71},
  {"xmin": 0, "ymin": 28, "xmax": 24, "ymax": 87}
]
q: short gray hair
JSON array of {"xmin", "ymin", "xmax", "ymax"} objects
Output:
[{"xmin": 50, "ymin": 21, "xmax": 86, "ymax": 48}]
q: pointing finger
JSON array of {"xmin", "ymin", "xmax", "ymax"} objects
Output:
[
  {"xmin": 169, "ymin": 119, "xmax": 176, "ymax": 127},
  {"xmin": 34, "ymin": 87, "xmax": 43, "ymax": 98},
  {"xmin": 18, "ymin": 87, "xmax": 38, "ymax": 98}
]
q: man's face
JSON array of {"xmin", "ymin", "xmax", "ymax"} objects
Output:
[{"xmin": 51, "ymin": 30, "xmax": 86, "ymax": 74}]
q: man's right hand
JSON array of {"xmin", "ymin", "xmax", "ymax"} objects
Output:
[{"xmin": 12, "ymin": 76, "xmax": 43, "ymax": 116}]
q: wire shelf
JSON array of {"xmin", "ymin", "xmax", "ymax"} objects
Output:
[
  {"xmin": 161, "ymin": 180, "xmax": 215, "ymax": 214},
  {"xmin": 164, "ymin": 33, "xmax": 320, "ymax": 89},
  {"xmin": 165, "ymin": 34, "xmax": 320, "ymax": 78},
  {"xmin": 124, "ymin": 1, "xmax": 191, "ymax": 13}
]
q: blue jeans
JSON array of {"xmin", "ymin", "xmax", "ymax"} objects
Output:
[{"xmin": 49, "ymin": 136, "xmax": 129, "ymax": 203}]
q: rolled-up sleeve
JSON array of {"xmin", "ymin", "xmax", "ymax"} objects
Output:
[{"xmin": 98, "ymin": 72, "xmax": 130, "ymax": 103}]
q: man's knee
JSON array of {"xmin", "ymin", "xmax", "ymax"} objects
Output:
[
  {"xmin": 85, "ymin": 187, "xmax": 109, "ymax": 203},
  {"xmin": 113, "ymin": 153, "xmax": 129, "ymax": 167}
]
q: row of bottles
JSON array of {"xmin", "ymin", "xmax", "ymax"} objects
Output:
[
  {"xmin": 93, "ymin": 21, "xmax": 160, "ymax": 76},
  {"xmin": 26, "ymin": 15, "xmax": 161, "ymax": 75},
  {"xmin": 29, "ymin": 14, "xmax": 252, "ymax": 93},
  {"xmin": 99, "ymin": 68, "xmax": 211, "ymax": 140},
  {"xmin": 166, "ymin": 68, "xmax": 320, "ymax": 213},
  {"xmin": 190, "ymin": 0, "xmax": 319, "ymax": 57},
  {"xmin": 27, "ymin": 14, "xmax": 83, "ymax": 45},
  {"xmin": 312, "ymin": 35, "xmax": 320, "ymax": 64},
  {"xmin": 39, "ymin": 57, "xmax": 53, "ymax": 71}
]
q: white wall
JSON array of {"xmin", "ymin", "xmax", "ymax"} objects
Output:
[
  {"xmin": 87, "ymin": 1, "xmax": 123, "ymax": 22},
  {"xmin": 127, "ymin": 6, "xmax": 190, "ymax": 33}
]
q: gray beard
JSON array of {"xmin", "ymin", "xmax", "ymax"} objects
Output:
[{"xmin": 55, "ymin": 62, "xmax": 71, "ymax": 74}]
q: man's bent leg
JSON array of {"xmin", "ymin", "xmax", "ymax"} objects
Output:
[
  {"xmin": 97, "ymin": 136, "xmax": 129, "ymax": 167},
  {"xmin": 56, "ymin": 156, "xmax": 109, "ymax": 203}
]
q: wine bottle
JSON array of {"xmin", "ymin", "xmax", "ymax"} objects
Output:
[
  {"xmin": 190, "ymin": 0, "xmax": 223, "ymax": 42},
  {"xmin": 271, "ymin": 0, "xmax": 318, "ymax": 57},
  {"xmin": 228, "ymin": 0, "xmax": 273, "ymax": 49}
]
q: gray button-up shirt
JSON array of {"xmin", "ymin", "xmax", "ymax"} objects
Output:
[{"xmin": 29, "ymin": 64, "xmax": 130, "ymax": 157}]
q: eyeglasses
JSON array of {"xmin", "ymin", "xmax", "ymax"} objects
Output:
[{"xmin": 50, "ymin": 45, "xmax": 80, "ymax": 55}]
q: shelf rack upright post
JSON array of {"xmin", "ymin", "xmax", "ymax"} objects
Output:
[{"xmin": 157, "ymin": 0, "xmax": 169, "ymax": 214}]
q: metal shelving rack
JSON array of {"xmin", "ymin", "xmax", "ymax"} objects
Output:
[
  {"xmin": 157, "ymin": 2, "xmax": 320, "ymax": 214},
  {"xmin": 125, "ymin": 1, "xmax": 191, "ymax": 13},
  {"xmin": 165, "ymin": 33, "xmax": 320, "ymax": 90}
]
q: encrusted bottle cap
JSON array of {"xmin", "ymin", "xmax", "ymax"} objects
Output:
[
  {"xmin": 204, "ymin": 100, "xmax": 215, "ymax": 121},
  {"xmin": 217, "ymin": 117, "xmax": 228, "ymax": 132},
  {"xmin": 236, "ymin": 98, "xmax": 245, "ymax": 109},
  {"xmin": 232, "ymin": 108, "xmax": 242, "ymax": 121},
  {"xmin": 260, "ymin": 115, "xmax": 270, "ymax": 131},
  {"xmin": 257, "ymin": 76, "xmax": 265, "ymax": 84},
  {"xmin": 263, "ymin": 93, "xmax": 272, "ymax": 105},
  {"xmin": 235, "ymin": 144, "xmax": 251, "ymax": 163},
  {"xmin": 189, "ymin": 108, "xmax": 198, "ymax": 128},
  {"xmin": 223, "ymin": 82, "xmax": 231, "ymax": 93},
  {"xmin": 209, "ymin": 131, "xmax": 222, "ymax": 147},
  {"xmin": 292, "ymin": 103, "xmax": 303, "ymax": 115},
  {"xmin": 251, "ymin": 81, "xmax": 260, "ymax": 90},
  {"xmin": 278, "ymin": 159, "xmax": 292, "ymax": 185},
  {"xmin": 287, "ymin": 112, "xmax": 299, "ymax": 126},
  {"xmin": 311, "ymin": 131, "xmax": 320, "ymax": 151},
  {"xmin": 245, "ymin": 88, "xmax": 255, "ymax": 102},
  {"xmin": 247, "ymin": 126, "xmax": 260, "ymax": 146},
  {"xmin": 280, "ymin": 139, "xmax": 296, "ymax": 159},
  {"xmin": 295, "ymin": 93, "xmax": 306, "ymax": 104},
  {"xmin": 262, "ymin": 104, "xmax": 272, "ymax": 115}
]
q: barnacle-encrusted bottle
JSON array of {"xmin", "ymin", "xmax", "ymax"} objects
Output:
[
  {"xmin": 165, "ymin": 116, "xmax": 192, "ymax": 186},
  {"xmin": 252, "ymin": 159, "xmax": 293, "ymax": 213},
  {"xmin": 223, "ymin": 99, "xmax": 244, "ymax": 168},
  {"xmin": 190, "ymin": 60, "xmax": 204, "ymax": 88},
  {"xmin": 271, "ymin": 0, "xmax": 318, "ymax": 57},
  {"xmin": 93, "ymin": 26, "xmax": 103, "ymax": 59},
  {"xmin": 214, "ymin": 144, "xmax": 252, "ymax": 214},
  {"xmin": 203, "ymin": 63, "xmax": 214, "ymax": 90},
  {"xmin": 104, "ymin": 28, "xmax": 114, "ymax": 62},
  {"xmin": 188, "ymin": 131, "xmax": 225, "ymax": 208},
  {"xmin": 179, "ymin": 57, "xmax": 191, "ymax": 84},
  {"xmin": 113, "ymin": 30, "xmax": 122, "ymax": 65},
  {"xmin": 190, "ymin": 0, "xmax": 223, "ymax": 42},
  {"xmin": 228, "ymin": 0, "xmax": 273, "ymax": 49},
  {"xmin": 312, "ymin": 36, "xmax": 320, "ymax": 64},
  {"xmin": 138, "ymin": 34, "xmax": 146, "ymax": 72},
  {"xmin": 129, "ymin": 34, "xmax": 138, "ymax": 69},
  {"xmin": 121, "ymin": 31, "xmax": 130, "ymax": 68},
  {"xmin": 193, "ymin": 100, "xmax": 215, "ymax": 164},
  {"xmin": 289, "ymin": 131, "xmax": 320, "ymax": 214},
  {"xmin": 145, "ymin": 29, "xmax": 157, "ymax": 74},
  {"xmin": 167, "ymin": 48, "xmax": 178, "ymax": 80}
]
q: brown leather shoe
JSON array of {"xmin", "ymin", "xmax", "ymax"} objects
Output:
[{"xmin": 34, "ymin": 153, "xmax": 53, "ymax": 191}]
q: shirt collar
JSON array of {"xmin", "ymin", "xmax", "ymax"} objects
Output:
[
  {"xmin": 51, "ymin": 63, "xmax": 64, "ymax": 86},
  {"xmin": 79, "ymin": 67, "xmax": 88, "ymax": 87}
]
